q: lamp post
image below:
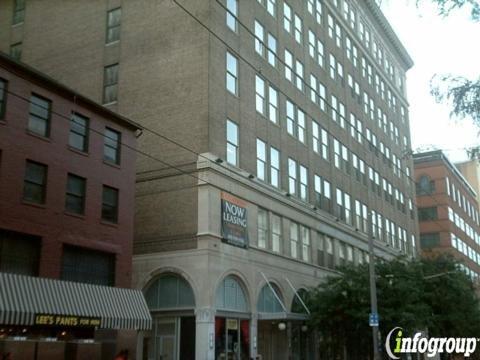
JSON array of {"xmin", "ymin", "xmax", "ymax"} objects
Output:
[{"xmin": 368, "ymin": 210, "xmax": 381, "ymax": 360}]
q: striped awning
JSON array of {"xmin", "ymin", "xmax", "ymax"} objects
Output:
[{"xmin": 0, "ymin": 272, "xmax": 152, "ymax": 330}]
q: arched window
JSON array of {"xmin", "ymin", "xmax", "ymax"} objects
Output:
[
  {"xmin": 257, "ymin": 283, "xmax": 284, "ymax": 313},
  {"xmin": 416, "ymin": 175, "xmax": 435, "ymax": 195},
  {"xmin": 145, "ymin": 274, "xmax": 195, "ymax": 310},
  {"xmin": 215, "ymin": 275, "xmax": 248, "ymax": 312},
  {"xmin": 291, "ymin": 288, "xmax": 309, "ymax": 314}
]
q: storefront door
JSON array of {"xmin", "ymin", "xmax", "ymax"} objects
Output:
[
  {"xmin": 215, "ymin": 318, "xmax": 249, "ymax": 360},
  {"xmin": 145, "ymin": 318, "xmax": 177, "ymax": 360}
]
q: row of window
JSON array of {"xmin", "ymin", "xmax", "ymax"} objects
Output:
[
  {"xmin": 448, "ymin": 207, "xmax": 480, "ymax": 247},
  {"xmin": 228, "ymin": 0, "xmax": 407, "ymax": 116},
  {"xmin": 251, "ymin": 71, "xmax": 412, "ymax": 190},
  {"xmin": 0, "ymin": 229, "xmax": 115, "ymax": 286},
  {"xmin": 0, "ymin": 79, "xmax": 123, "ymax": 165},
  {"xmin": 256, "ymin": 208, "xmax": 416, "ymax": 267},
  {"xmin": 446, "ymin": 176, "xmax": 480, "ymax": 226},
  {"xmin": 21, "ymin": 159, "xmax": 120, "ymax": 223}
]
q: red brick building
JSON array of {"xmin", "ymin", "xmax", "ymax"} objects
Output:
[
  {"xmin": 0, "ymin": 53, "xmax": 150, "ymax": 359},
  {"xmin": 414, "ymin": 151, "xmax": 480, "ymax": 280}
]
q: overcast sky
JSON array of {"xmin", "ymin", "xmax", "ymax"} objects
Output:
[{"xmin": 380, "ymin": 0, "xmax": 480, "ymax": 163}]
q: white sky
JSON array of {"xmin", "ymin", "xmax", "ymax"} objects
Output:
[{"xmin": 380, "ymin": 0, "xmax": 480, "ymax": 162}]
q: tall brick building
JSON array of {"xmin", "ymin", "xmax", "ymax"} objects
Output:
[
  {"xmin": 414, "ymin": 151, "xmax": 480, "ymax": 280},
  {"xmin": 0, "ymin": 0, "xmax": 417, "ymax": 358}
]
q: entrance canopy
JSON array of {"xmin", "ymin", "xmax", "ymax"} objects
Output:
[{"xmin": 0, "ymin": 272, "xmax": 152, "ymax": 330}]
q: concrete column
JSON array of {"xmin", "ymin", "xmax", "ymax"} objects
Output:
[
  {"xmin": 195, "ymin": 307, "xmax": 216, "ymax": 360},
  {"xmin": 250, "ymin": 313, "xmax": 258, "ymax": 358}
]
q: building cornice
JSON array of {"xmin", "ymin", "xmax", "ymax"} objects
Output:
[{"xmin": 364, "ymin": 0, "xmax": 414, "ymax": 70}]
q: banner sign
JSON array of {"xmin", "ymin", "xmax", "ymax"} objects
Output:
[
  {"xmin": 35, "ymin": 314, "xmax": 101, "ymax": 328},
  {"xmin": 221, "ymin": 192, "xmax": 248, "ymax": 248}
]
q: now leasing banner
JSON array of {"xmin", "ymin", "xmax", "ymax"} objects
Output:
[{"xmin": 221, "ymin": 192, "xmax": 249, "ymax": 248}]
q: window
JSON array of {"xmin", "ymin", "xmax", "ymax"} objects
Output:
[
  {"xmin": 288, "ymin": 158, "xmax": 297, "ymax": 195},
  {"xmin": 284, "ymin": 49, "xmax": 293, "ymax": 82},
  {"xmin": 294, "ymin": 14, "xmax": 302, "ymax": 43},
  {"xmin": 270, "ymin": 147, "xmax": 280, "ymax": 188},
  {"xmin": 103, "ymin": 64, "xmax": 119, "ymax": 104},
  {"xmin": 420, "ymin": 233, "xmax": 440, "ymax": 249},
  {"xmin": 300, "ymin": 165, "xmax": 308, "ymax": 201},
  {"xmin": 28, "ymin": 94, "xmax": 51, "ymax": 137},
  {"xmin": 255, "ymin": 75, "xmax": 266, "ymax": 115},
  {"xmin": 12, "ymin": 0, "xmax": 25, "ymax": 25},
  {"xmin": 104, "ymin": 127, "xmax": 121, "ymax": 164},
  {"xmin": 65, "ymin": 174, "xmax": 86, "ymax": 215},
  {"xmin": 286, "ymin": 100, "xmax": 295, "ymax": 136},
  {"xmin": 268, "ymin": 86, "xmax": 278, "ymax": 123},
  {"xmin": 301, "ymin": 226, "xmax": 310, "ymax": 261},
  {"xmin": 254, "ymin": 20, "xmax": 265, "ymax": 56},
  {"xmin": 283, "ymin": 2, "xmax": 292, "ymax": 33},
  {"xmin": 226, "ymin": 52, "xmax": 238, "ymax": 95},
  {"xmin": 321, "ymin": 128, "xmax": 329, "ymax": 160},
  {"xmin": 267, "ymin": 33, "xmax": 277, "ymax": 67},
  {"xmin": 23, "ymin": 160, "xmax": 47, "ymax": 204},
  {"xmin": 62, "ymin": 245, "xmax": 115, "ymax": 286},
  {"xmin": 102, "ymin": 185, "xmax": 119, "ymax": 223},
  {"xmin": 9, "ymin": 41, "xmax": 21, "ymax": 58},
  {"xmin": 295, "ymin": 60, "xmax": 304, "ymax": 91},
  {"xmin": 258, "ymin": 208, "xmax": 268, "ymax": 248},
  {"xmin": 312, "ymin": 121, "xmax": 320, "ymax": 154},
  {"xmin": 106, "ymin": 7, "xmax": 121, "ymax": 44},
  {"xmin": 226, "ymin": 119, "xmax": 239, "ymax": 165},
  {"xmin": 416, "ymin": 175, "xmax": 435, "ymax": 195},
  {"xmin": 0, "ymin": 230, "xmax": 40, "ymax": 276},
  {"xmin": 69, "ymin": 113, "xmax": 89, "ymax": 152},
  {"xmin": 0, "ymin": 79, "xmax": 7, "ymax": 120},
  {"xmin": 256, "ymin": 139, "xmax": 267, "ymax": 181},
  {"xmin": 418, "ymin": 207, "xmax": 438, "ymax": 221},
  {"xmin": 290, "ymin": 221, "xmax": 298, "ymax": 258},
  {"xmin": 226, "ymin": 0, "xmax": 238, "ymax": 32},
  {"xmin": 267, "ymin": 0, "xmax": 276, "ymax": 16},
  {"xmin": 333, "ymin": 139, "xmax": 340, "ymax": 168},
  {"xmin": 271, "ymin": 214, "xmax": 281, "ymax": 252},
  {"xmin": 297, "ymin": 109, "xmax": 305, "ymax": 143}
]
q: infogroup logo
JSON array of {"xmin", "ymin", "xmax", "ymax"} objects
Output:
[{"xmin": 385, "ymin": 327, "xmax": 478, "ymax": 358}]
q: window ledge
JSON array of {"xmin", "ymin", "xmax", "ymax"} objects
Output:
[
  {"xmin": 64, "ymin": 211, "xmax": 86, "ymax": 220},
  {"xmin": 22, "ymin": 200, "xmax": 46, "ymax": 209},
  {"xmin": 68, "ymin": 146, "xmax": 89, "ymax": 157},
  {"xmin": 103, "ymin": 160, "xmax": 121, "ymax": 169},
  {"xmin": 100, "ymin": 220, "xmax": 119, "ymax": 228},
  {"xmin": 26, "ymin": 130, "xmax": 51, "ymax": 143}
]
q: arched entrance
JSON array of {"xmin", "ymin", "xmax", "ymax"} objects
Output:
[
  {"xmin": 214, "ymin": 275, "xmax": 250, "ymax": 360},
  {"xmin": 256, "ymin": 282, "xmax": 288, "ymax": 360},
  {"xmin": 143, "ymin": 273, "xmax": 196, "ymax": 360}
]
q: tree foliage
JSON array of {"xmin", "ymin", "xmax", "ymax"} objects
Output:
[
  {"xmin": 419, "ymin": 0, "xmax": 480, "ymax": 20},
  {"xmin": 307, "ymin": 255, "xmax": 480, "ymax": 359}
]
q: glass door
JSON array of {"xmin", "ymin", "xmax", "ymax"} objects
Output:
[{"xmin": 215, "ymin": 318, "xmax": 249, "ymax": 360}]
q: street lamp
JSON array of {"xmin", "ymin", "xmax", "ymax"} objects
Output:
[{"xmin": 368, "ymin": 210, "xmax": 381, "ymax": 360}]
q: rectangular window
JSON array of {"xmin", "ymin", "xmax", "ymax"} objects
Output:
[
  {"xmin": 268, "ymin": 86, "xmax": 278, "ymax": 123},
  {"xmin": 267, "ymin": 33, "xmax": 277, "ymax": 67},
  {"xmin": 254, "ymin": 20, "xmax": 265, "ymax": 56},
  {"xmin": 267, "ymin": 0, "xmax": 276, "ymax": 17},
  {"xmin": 255, "ymin": 75, "xmax": 266, "ymax": 115},
  {"xmin": 321, "ymin": 128, "xmax": 329, "ymax": 160},
  {"xmin": 297, "ymin": 109, "xmax": 305, "ymax": 143},
  {"xmin": 288, "ymin": 158, "xmax": 297, "ymax": 195},
  {"xmin": 312, "ymin": 121, "xmax": 320, "ymax": 154},
  {"xmin": 23, "ymin": 160, "xmax": 47, "ymax": 204},
  {"xmin": 300, "ymin": 165, "xmax": 308, "ymax": 201},
  {"xmin": 10, "ymin": 42, "xmax": 22, "ymax": 60},
  {"xmin": 295, "ymin": 60, "xmax": 304, "ymax": 91},
  {"xmin": 102, "ymin": 185, "xmax": 119, "ymax": 223},
  {"xmin": 301, "ymin": 226, "xmax": 310, "ymax": 262},
  {"xmin": 271, "ymin": 214, "xmax": 281, "ymax": 252},
  {"xmin": 226, "ymin": 0, "xmax": 238, "ymax": 31},
  {"xmin": 28, "ymin": 94, "xmax": 51, "ymax": 137},
  {"xmin": 103, "ymin": 64, "xmax": 119, "ymax": 104},
  {"xmin": 226, "ymin": 119, "xmax": 239, "ymax": 165},
  {"xmin": 418, "ymin": 207, "xmax": 438, "ymax": 221},
  {"xmin": 270, "ymin": 147, "xmax": 280, "ymax": 188},
  {"xmin": 104, "ymin": 127, "xmax": 121, "ymax": 164},
  {"xmin": 283, "ymin": 2, "xmax": 292, "ymax": 33},
  {"xmin": 106, "ymin": 7, "xmax": 121, "ymax": 44},
  {"xmin": 294, "ymin": 14, "xmax": 302, "ymax": 44},
  {"xmin": 420, "ymin": 233, "xmax": 440, "ymax": 249},
  {"xmin": 12, "ymin": 0, "xmax": 25, "ymax": 25},
  {"xmin": 258, "ymin": 208, "xmax": 268, "ymax": 249},
  {"xmin": 290, "ymin": 221, "xmax": 298, "ymax": 258},
  {"xmin": 226, "ymin": 52, "xmax": 238, "ymax": 95},
  {"xmin": 69, "ymin": 113, "xmax": 89, "ymax": 152},
  {"xmin": 65, "ymin": 174, "xmax": 86, "ymax": 215},
  {"xmin": 284, "ymin": 49, "xmax": 293, "ymax": 82},
  {"xmin": 256, "ymin": 138, "xmax": 267, "ymax": 181},
  {"xmin": 62, "ymin": 245, "xmax": 115, "ymax": 286},
  {"xmin": 0, "ymin": 79, "xmax": 7, "ymax": 120},
  {"xmin": 333, "ymin": 139, "xmax": 340, "ymax": 168},
  {"xmin": 0, "ymin": 229, "xmax": 40, "ymax": 276},
  {"xmin": 286, "ymin": 100, "xmax": 295, "ymax": 136}
]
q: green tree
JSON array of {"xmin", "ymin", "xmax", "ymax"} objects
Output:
[{"xmin": 308, "ymin": 255, "xmax": 480, "ymax": 359}]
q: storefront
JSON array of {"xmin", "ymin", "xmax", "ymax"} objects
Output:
[{"xmin": 0, "ymin": 272, "xmax": 152, "ymax": 360}]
